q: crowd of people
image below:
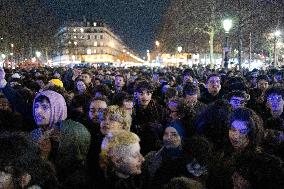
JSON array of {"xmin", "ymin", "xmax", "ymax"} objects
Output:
[{"xmin": 0, "ymin": 64, "xmax": 283, "ymax": 189}]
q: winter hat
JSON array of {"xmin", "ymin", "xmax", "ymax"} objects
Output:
[
  {"xmin": 49, "ymin": 79, "xmax": 64, "ymax": 88},
  {"xmin": 59, "ymin": 119, "xmax": 91, "ymax": 161}
]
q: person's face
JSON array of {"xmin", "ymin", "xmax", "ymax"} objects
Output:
[
  {"xmin": 123, "ymin": 100, "xmax": 133, "ymax": 113},
  {"xmin": 167, "ymin": 101, "xmax": 179, "ymax": 121},
  {"xmin": 206, "ymin": 76, "xmax": 221, "ymax": 96},
  {"xmin": 183, "ymin": 75, "xmax": 193, "ymax": 84},
  {"xmin": 267, "ymin": 94, "xmax": 284, "ymax": 114},
  {"xmin": 80, "ymin": 74, "xmax": 91, "ymax": 85},
  {"xmin": 94, "ymin": 79, "xmax": 101, "ymax": 86},
  {"xmin": 88, "ymin": 100, "xmax": 107, "ymax": 124},
  {"xmin": 137, "ymin": 90, "xmax": 152, "ymax": 108},
  {"xmin": 34, "ymin": 99, "xmax": 51, "ymax": 127},
  {"xmin": 0, "ymin": 171, "xmax": 13, "ymax": 189},
  {"xmin": 229, "ymin": 120, "xmax": 250, "ymax": 150},
  {"xmin": 185, "ymin": 94, "xmax": 198, "ymax": 107},
  {"xmin": 76, "ymin": 81, "xmax": 87, "ymax": 94},
  {"xmin": 232, "ymin": 172, "xmax": 250, "ymax": 189},
  {"xmin": 100, "ymin": 116, "xmax": 123, "ymax": 135},
  {"xmin": 35, "ymin": 80, "xmax": 45, "ymax": 89},
  {"xmin": 115, "ymin": 76, "xmax": 125, "ymax": 88},
  {"xmin": 163, "ymin": 127, "xmax": 182, "ymax": 148},
  {"xmin": 114, "ymin": 142, "xmax": 145, "ymax": 176},
  {"xmin": 229, "ymin": 96, "xmax": 246, "ymax": 110},
  {"xmin": 169, "ymin": 80, "xmax": 176, "ymax": 87},
  {"xmin": 257, "ymin": 79, "xmax": 269, "ymax": 92}
]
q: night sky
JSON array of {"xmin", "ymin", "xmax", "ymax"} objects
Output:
[{"xmin": 43, "ymin": 0, "xmax": 170, "ymax": 56}]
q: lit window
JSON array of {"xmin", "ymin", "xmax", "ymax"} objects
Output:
[
  {"xmin": 94, "ymin": 41, "xmax": 97, "ymax": 46},
  {"xmin": 74, "ymin": 36, "xmax": 77, "ymax": 39},
  {"xmin": 93, "ymin": 22, "xmax": 97, "ymax": 27},
  {"xmin": 73, "ymin": 29, "xmax": 76, "ymax": 32},
  {"xmin": 80, "ymin": 28, "xmax": 84, "ymax": 33},
  {"xmin": 87, "ymin": 49, "xmax": 92, "ymax": 55},
  {"xmin": 94, "ymin": 49, "xmax": 97, "ymax": 53}
]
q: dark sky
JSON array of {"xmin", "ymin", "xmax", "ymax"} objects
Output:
[{"xmin": 43, "ymin": 0, "xmax": 170, "ymax": 56}]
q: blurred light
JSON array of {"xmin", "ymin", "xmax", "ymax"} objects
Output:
[
  {"xmin": 87, "ymin": 49, "xmax": 92, "ymax": 55},
  {"xmin": 146, "ymin": 50, "xmax": 150, "ymax": 53},
  {"xmin": 35, "ymin": 51, "xmax": 41, "ymax": 58},
  {"xmin": 177, "ymin": 46, "xmax": 182, "ymax": 53},
  {"xmin": 155, "ymin": 41, "xmax": 160, "ymax": 47},
  {"xmin": 1, "ymin": 54, "xmax": 6, "ymax": 59},
  {"xmin": 80, "ymin": 28, "xmax": 84, "ymax": 33},
  {"xmin": 109, "ymin": 42, "xmax": 115, "ymax": 48},
  {"xmin": 11, "ymin": 44, "xmax": 14, "ymax": 48},
  {"xmin": 74, "ymin": 41, "xmax": 78, "ymax": 45},
  {"xmin": 275, "ymin": 30, "xmax": 281, "ymax": 37},
  {"xmin": 223, "ymin": 19, "xmax": 233, "ymax": 33},
  {"xmin": 10, "ymin": 53, "xmax": 13, "ymax": 56},
  {"xmin": 31, "ymin": 57, "xmax": 36, "ymax": 62}
]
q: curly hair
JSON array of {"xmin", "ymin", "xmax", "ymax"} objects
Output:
[
  {"xmin": 99, "ymin": 130, "xmax": 140, "ymax": 171},
  {"xmin": 103, "ymin": 105, "xmax": 132, "ymax": 131}
]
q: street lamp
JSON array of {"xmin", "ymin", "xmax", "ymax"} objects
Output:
[
  {"xmin": 177, "ymin": 46, "xmax": 182, "ymax": 53},
  {"xmin": 155, "ymin": 41, "xmax": 160, "ymax": 47},
  {"xmin": 273, "ymin": 30, "xmax": 281, "ymax": 67},
  {"xmin": 146, "ymin": 50, "xmax": 150, "ymax": 62},
  {"xmin": 223, "ymin": 19, "xmax": 232, "ymax": 69},
  {"xmin": 35, "ymin": 51, "xmax": 41, "ymax": 58}
]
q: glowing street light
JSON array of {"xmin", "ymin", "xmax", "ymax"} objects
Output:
[
  {"xmin": 35, "ymin": 51, "xmax": 41, "ymax": 58},
  {"xmin": 155, "ymin": 41, "xmax": 160, "ymax": 47},
  {"xmin": 177, "ymin": 46, "xmax": 182, "ymax": 53},
  {"xmin": 223, "ymin": 19, "xmax": 233, "ymax": 69},
  {"xmin": 223, "ymin": 19, "xmax": 233, "ymax": 33}
]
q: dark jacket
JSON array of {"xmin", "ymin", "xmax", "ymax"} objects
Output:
[
  {"xmin": 200, "ymin": 89, "xmax": 223, "ymax": 104},
  {"xmin": 132, "ymin": 100, "xmax": 167, "ymax": 155}
]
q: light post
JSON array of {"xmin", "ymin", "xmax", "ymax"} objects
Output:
[
  {"xmin": 10, "ymin": 43, "xmax": 15, "ymax": 67},
  {"xmin": 273, "ymin": 30, "xmax": 281, "ymax": 67},
  {"xmin": 155, "ymin": 41, "xmax": 160, "ymax": 64},
  {"xmin": 223, "ymin": 19, "xmax": 232, "ymax": 69},
  {"xmin": 35, "ymin": 51, "xmax": 41, "ymax": 65},
  {"xmin": 146, "ymin": 50, "xmax": 150, "ymax": 62}
]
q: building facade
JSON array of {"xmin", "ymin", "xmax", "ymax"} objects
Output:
[{"xmin": 53, "ymin": 21, "xmax": 142, "ymax": 66}]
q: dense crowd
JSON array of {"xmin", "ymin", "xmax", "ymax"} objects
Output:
[{"xmin": 0, "ymin": 65, "xmax": 283, "ymax": 189}]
